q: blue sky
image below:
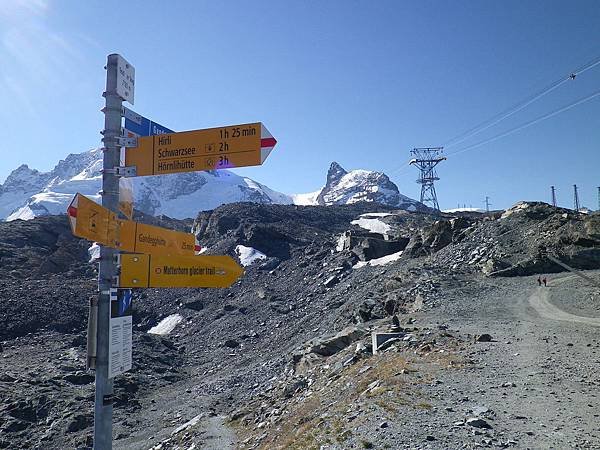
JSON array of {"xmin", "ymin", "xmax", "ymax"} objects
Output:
[{"xmin": 0, "ymin": 0, "xmax": 599, "ymax": 210}]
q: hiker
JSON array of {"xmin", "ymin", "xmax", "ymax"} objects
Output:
[
  {"xmin": 543, "ymin": 277, "xmax": 547, "ymax": 287},
  {"xmin": 537, "ymin": 277, "xmax": 542, "ymax": 286}
]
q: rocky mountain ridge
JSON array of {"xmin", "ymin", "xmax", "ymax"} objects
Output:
[
  {"xmin": 0, "ymin": 150, "xmax": 425, "ymax": 221},
  {"xmin": 314, "ymin": 162, "xmax": 426, "ymax": 211}
]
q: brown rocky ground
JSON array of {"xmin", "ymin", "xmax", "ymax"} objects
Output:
[{"xmin": 1, "ymin": 201, "xmax": 599, "ymax": 449}]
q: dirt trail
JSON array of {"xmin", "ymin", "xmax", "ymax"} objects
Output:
[
  {"xmin": 428, "ymin": 274, "xmax": 600, "ymax": 448},
  {"xmin": 115, "ymin": 374, "xmax": 237, "ymax": 450},
  {"xmin": 528, "ymin": 274, "xmax": 600, "ymax": 326},
  {"xmin": 529, "ymin": 285, "xmax": 600, "ymax": 327}
]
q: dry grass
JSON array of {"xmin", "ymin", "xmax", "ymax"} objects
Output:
[{"xmin": 237, "ymin": 340, "xmax": 468, "ymax": 449}]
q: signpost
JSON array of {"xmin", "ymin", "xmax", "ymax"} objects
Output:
[
  {"xmin": 124, "ymin": 122, "xmax": 277, "ymax": 176},
  {"xmin": 72, "ymin": 53, "xmax": 278, "ymax": 449},
  {"xmin": 94, "ymin": 53, "xmax": 126, "ymax": 450},
  {"xmin": 123, "ymin": 106, "xmax": 173, "ymax": 137},
  {"xmin": 68, "ymin": 193, "xmax": 200, "ymax": 256},
  {"xmin": 118, "ymin": 254, "xmax": 244, "ymax": 288}
]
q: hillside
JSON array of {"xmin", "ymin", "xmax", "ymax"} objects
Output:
[{"xmin": 0, "ymin": 202, "xmax": 599, "ymax": 449}]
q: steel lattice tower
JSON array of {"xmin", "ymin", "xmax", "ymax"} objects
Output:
[
  {"xmin": 409, "ymin": 147, "xmax": 446, "ymax": 211},
  {"xmin": 573, "ymin": 184, "xmax": 580, "ymax": 211},
  {"xmin": 551, "ymin": 186, "xmax": 557, "ymax": 207}
]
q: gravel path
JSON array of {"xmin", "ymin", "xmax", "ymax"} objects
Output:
[
  {"xmin": 425, "ymin": 272, "xmax": 600, "ymax": 449},
  {"xmin": 529, "ymin": 278, "xmax": 600, "ymax": 327}
]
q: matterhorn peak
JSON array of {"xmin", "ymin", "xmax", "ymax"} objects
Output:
[
  {"xmin": 312, "ymin": 161, "xmax": 426, "ymax": 211},
  {"xmin": 326, "ymin": 162, "xmax": 348, "ymax": 185}
]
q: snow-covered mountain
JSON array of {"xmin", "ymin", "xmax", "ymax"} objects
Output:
[
  {"xmin": 0, "ymin": 151, "xmax": 424, "ymax": 221},
  {"xmin": 442, "ymin": 207, "xmax": 486, "ymax": 213},
  {"xmin": 0, "ymin": 149, "xmax": 291, "ymax": 221},
  {"xmin": 293, "ymin": 162, "xmax": 427, "ymax": 211}
]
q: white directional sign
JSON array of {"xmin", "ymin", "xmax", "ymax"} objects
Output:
[
  {"xmin": 108, "ymin": 289, "xmax": 133, "ymax": 378},
  {"xmin": 116, "ymin": 55, "xmax": 135, "ymax": 104}
]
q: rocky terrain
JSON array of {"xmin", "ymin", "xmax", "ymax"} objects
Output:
[{"xmin": 1, "ymin": 201, "xmax": 600, "ymax": 449}]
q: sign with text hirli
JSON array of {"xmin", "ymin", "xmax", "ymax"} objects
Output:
[
  {"xmin": 124, "ymin": 122, "xmax": 277, "ymax": 176},
  {"xmin": 123, "ymin": 106, "xmax": 173, "ymax": 137}
]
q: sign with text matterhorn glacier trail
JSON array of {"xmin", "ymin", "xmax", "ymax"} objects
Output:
[{"xmin": 68, "ymin": 53, "xmax": 273, "ymax": 450}]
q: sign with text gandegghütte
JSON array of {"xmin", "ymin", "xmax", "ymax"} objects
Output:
[{"xmin": 67, "ymin": 193, "xmax": 200, "ymax": 256}]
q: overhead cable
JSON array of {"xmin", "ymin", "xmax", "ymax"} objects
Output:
[
  {"xmin": 443, "ymin": 54, "xmax": 600, "ymax": 149},
  {"xmin": 447, "ymin": 89, "xmax": 600, "ymax": 157}
]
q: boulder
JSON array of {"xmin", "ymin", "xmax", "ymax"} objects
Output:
[
  {"xmin": 356, "ymin": 299, "xmax": 386, "ymax": 323},
  {"xmin": 351, "ymin": 237, "xmax": 408, "ymax": 262},
  {"xmin": 324, "ymin": 276, "xmax": 340, "ymax": 288},
  {"xmin": 258, "ymin": 257, "xmax": 281, "ymax": 271},
  {"xmin": 224, "ymin": 339, "xmax": 240, "ymax": 348},
  {"xmin": 65, "ymin": 414, "xmax": 92, "ymax": 433},
  {"xmin": 466, "ymin": 417, "xmax": 492, "ymax": 429},
  {"xmin": 475, "ymin": 334, "xmax": 493, "ymax": 343},
  {"xmin": 63, "ymin": 372, "xmax": 95, "ymax": 385},
  {"xmin": 183, "ymin": 300, "xmax": 204, "ymax": 311},
  {"xmin": 309, "ymin": 325, "xmax": 367, "ymax": 357}
]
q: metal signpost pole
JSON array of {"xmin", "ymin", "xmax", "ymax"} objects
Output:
[{"xmin": 94, "ymin": 53, "xmax": 122, "ymax": 450}]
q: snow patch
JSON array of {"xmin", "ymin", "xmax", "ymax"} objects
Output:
[
  {"xmin": 235, "ymin": 245, "xmax": 267, "ymax": 267},
  {"xmin": 148, "ymin": 314, "xmax": 183, "ymax": 335},
  {"xmin": 351, "ymin": 214, "xmax": 392, "ymax": 234},
  {"xmin": 354, "ymin": 251, "xmax": 403, "ymax": 268},
  {"xmin": 443, "ymin": 207, "xmax": 485, "ymax": 213},
  {"xmin": 291, "ymin": 189, "xmax": 321, "ymax": 206},
  {"xmin": 88, "ymin": 243, "xmax": 100, "ymax": 262},
  {"xmin": 360, "ymin": 212, "xmax": 394, "ymax": 217},
  {"xmin": 171, "ymin": 413, "xmax": 204, "ymax": 435}
]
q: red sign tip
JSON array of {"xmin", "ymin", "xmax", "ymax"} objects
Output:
[{"xmin": 260, "ymin": 137, "xmax": 277, "ymax": 148}]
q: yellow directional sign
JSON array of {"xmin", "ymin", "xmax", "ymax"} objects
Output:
[
  {"xmin": 67, "ymin": 193, "xmax": 200, "ymax": 256},
  {"xmin": 124, "ymin": 122, "xmax": 277, "ymax": 176},
  {"xmin": 118, "ymin": 254, "xmax": 244, "ymax": 288},
  {"xmin": 68, "ymin": 193, "xmax": 118, "ymax": 244}
]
